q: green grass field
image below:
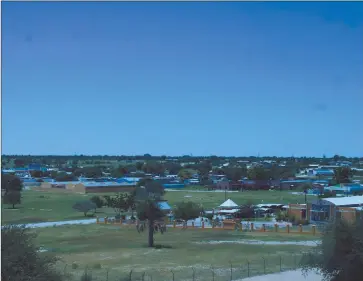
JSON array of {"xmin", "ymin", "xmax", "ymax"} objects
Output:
[
  {"xmin": 1, "ymin": 189, "xmax": 313, "ymax": 225},
  {"xmin": 34, "ymin": 224, "xmax": 317, "ymax": 281}
]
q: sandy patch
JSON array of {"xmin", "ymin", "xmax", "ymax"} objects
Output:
[
  {"xmin": 236, "ymin": 269, "xmax": 322, "ymax": 281},
  {"xmin": 194, "ymin": 240, "xmax": 320, "ymax": 247}
]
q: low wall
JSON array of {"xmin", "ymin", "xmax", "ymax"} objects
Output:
[{"xmin": 96, "ymin": 217, "xmax": 320, "ymax": 235}]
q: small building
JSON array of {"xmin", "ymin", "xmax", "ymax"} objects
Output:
[
  {"xmin": 310, "ymin": 196, "xmax": 363, "ymax": 223},
  {"xmin": 70, "ymin": 181, "xmax": 137, "ymax": 194},
  {"xmin": 279, "ymin": 179, "xmax": 311, "ymax": 190}
]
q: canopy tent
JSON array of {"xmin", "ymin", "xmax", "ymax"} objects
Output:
[
  {"xmin": 218, "ymin": 209, "xmax": 240, "ymax": 214},
  {"xmin": 219, "ymin": 199, "xmax": 238, "ymax": 208}
]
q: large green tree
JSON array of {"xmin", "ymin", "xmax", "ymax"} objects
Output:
[
  {"xmin": 301, "ymin": 219, "xmax": 363, "ymax": 281},
  {"xmin": 135, "ymin": 180, "xmax": 166, "ymax": 247},
  {"xmin": 247, "ymin": 166, "xmax": 270, "ymax": 180},
  {"xmin": 333, "ymin": 167, "xmax": 353, "ymax": 184},
  {"xmin": 174, "ymin": 202, "xmax": 201, "ymax": 228},
  {"xmin": 2, "ymin": 174, "xmax": 22, "ymax": 209}
]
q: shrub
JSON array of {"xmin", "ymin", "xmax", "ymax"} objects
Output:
[
  {"xmin": 80, "ymin": 269, "xmax": 93, "ymax": 281},
  {"xmin": 71, "ymin": 262, "xmax": 79, "ymax": 269},
  {"xmin": 92, "ymin": 263, "xmax": 101, "ymax": 269},
  {"xmin": 90, "ymin": 196, "xmax": 104, "ymax": 209},
  {"xmin": 72, "ymin": 201, "xmax": 97, "ymax": 217}
]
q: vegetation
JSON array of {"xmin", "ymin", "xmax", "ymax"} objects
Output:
[
  {"xmin": 1, "ymin": 225, "xmax": 66, "ymax": 281},
  {"xmin": 173, "ymin": 201, "xmax": 202, "ymax": 223},
  {"xmin": 333, "ymin": 167, "xmax": 353, "ymax": 184},
  {"xmin": 135, "ymin": 180, "xmax": 166, "ymax": 247},
  {"xmin": 1, "ymin": 189, "xmax": 312, "ymax": 224},
  {"xmin": 2, "ymin": 174, "xmax": 23, "ymax": 209},
  {"xmin": 72, "ymin": 201, "xmax": 97, "ymax": 217},
  {"xmin": 301, "ymin": 219, "xmax": 363, "ymax": 281},
  {"xmin": 89, "ymin": 195, "xmax": 104, "ymax": 209},
  {"xmin": 30, "ymin": 224, "xmax": 317, "ymax": 281}
]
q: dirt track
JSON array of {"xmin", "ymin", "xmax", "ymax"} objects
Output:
[{"xmin": 238, "ymin": 269, "xmax": 322, "ymax": 281}]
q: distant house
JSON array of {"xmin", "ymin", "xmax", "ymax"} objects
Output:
[
  {"xmin": 241, "ymin": 180, "xmax": 270, "ymax": 190},
  {"xmin": 40, "ymin": 181, "xmax": 137, "ymax": 193},
  {"xmin": 310, "ymin": 196, "xmax": 363, "ymax": 223},
  {"xmin": 279, "ymin": 179, "xmax": 311, "ymax": 190}
]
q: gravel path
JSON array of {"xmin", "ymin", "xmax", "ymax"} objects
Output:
[
  {"xmin": 194, "ymin": 240, "xmax": 320, "ymax": 246},
  {"xmin": 237, "ymin": 269, "xmax": 322, "ymax": 281}
]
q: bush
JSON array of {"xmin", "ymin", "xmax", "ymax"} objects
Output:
[
  {"xmin": 90, "ymin": 196, "xmax": 104, "ymax": 209},
  {"xmin": 2, "ymin": 191, "xmax": 21, "ymax": 209},
  {"xmin": 80, "ymin": 269, "xmax": 93, "ymax": 281},
  {"xmin": 1, "ymin": 225, "xmax": 66, "ymax": 281},
  {"xmin": 71, "ymin": 262, "xmax": 79, "ymax": 269},
  {"xmin": 92, "ymin": 263, "xmax": 101, "ymax": 269},
  {"xmin": 72, "ymin": 201, "xmax": 97, "ymax": 217},
  {"xmin": 296, "ymin": 219, "xmax": 309, "ymax": 226}
]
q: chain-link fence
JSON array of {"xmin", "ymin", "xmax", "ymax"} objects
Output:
[{"xmin": 64, "ymin": 254, "xmax": 305, "ymax": 281}]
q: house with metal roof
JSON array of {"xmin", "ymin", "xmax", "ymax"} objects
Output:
[
  {"xmin": 310, "ymin": 195, "xmax": 363, "ymax": 223},
  {"xmin": 66, "ymin": 181, "xmax": 136, "ymax": 194}
]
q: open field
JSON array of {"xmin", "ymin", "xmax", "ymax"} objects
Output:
[
  {"xmin": 34, "ymin": 224, "xmax": 319, "ymax": 281},
  {"xmin": 1, "ymin": 189, "xmax": 313, "ymax": 225}
]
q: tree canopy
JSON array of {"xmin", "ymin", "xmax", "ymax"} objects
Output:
[
  {"xmin": 301, "ymin": 219, "xmax": 363, "ymax": 281},
  {"xmin": 1, "ymin": 225, "xmax": 66, "ymax": 281},
  {"xmin": 173, "ymin": 201, "xmax": 202, "ymax": 222}
]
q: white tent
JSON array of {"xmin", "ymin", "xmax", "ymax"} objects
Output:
[{"xmin": 219, "ymin": 199, "xmax": 238, "ymax": 208}]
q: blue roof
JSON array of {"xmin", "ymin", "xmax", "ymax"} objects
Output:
[
  {"xmin": 157, "ymin": 201, "xmax": 171, "ymax": 210},
  {"xmin": 116, "ymin": 177, "xmax": 141, "ymax": 184},
  {"xmin": 51, "ymin": 181, "xmax": 80, "ymax": 185},
  {"xmin": 83, "ymin": 181, "xmax": 136, "ymax": 187},
  {"xmin": 281, "ymin": 179, "xmax": 310, "ymax": 183}
]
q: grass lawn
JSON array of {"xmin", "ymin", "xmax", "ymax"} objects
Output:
[
  {"xmin": 34, "ymin": 224, "xmax": 318, "ymax": 281},
  {"xmin": 1, "ymin": 190, "xmax": 115, "ymax": 224},
  {"xmin": 1, "ymin": 189, "xmax": 313, "ymax": 225},
  {"xmin": 164, "ymin": 190, "xmax": 313, "ymax": 209}
]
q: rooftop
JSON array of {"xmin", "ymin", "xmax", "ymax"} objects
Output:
[{"xmin": 322, "ymin": 196, "xmax": 363, "ymax": 206}]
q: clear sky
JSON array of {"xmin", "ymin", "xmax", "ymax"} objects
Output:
[{"xmin": 2, "ymin": 2, "xmax": 363, "ymax": 157}]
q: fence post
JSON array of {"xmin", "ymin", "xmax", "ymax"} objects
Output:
[
  {"xmin": 212, "ymin": 220, "xmax": 215, "ymax": 228},
  {"xmin": 279, "ymin": 256, "xmax": 282, "ymax": 272},
  {"xmin": 299, "ymin": 224, "xmax": 302, "ymax": 233},
  {"xmin": 286, "ymin": 224, "xmax": 290, "ymax": 233},
  {"xmin": 274, "ymin": 223, "xmax": 278, "ymax": 232},
  {"xmin": 229, "ymin": 261, "xmax": 233, "ymax": 281},
  {"xmin": 128, "ymin": 269, "xmax": 133, "ymax": 281},
  {"xmin": 247, "ymin": 260, "xmax": 250, "ymax": 277},
  {"xmin": 262, "ymin": 224, "xmax": 266, "ymax": 232},
  {"xmin": 171, "ymin": 270, "xmax": 175, "ymax": 281},
  {"xmin": 173, "ymin": 220, "xmax": 176, "ymax": 228},
  {"xmin": 192, "ymin": 221, "xmax": 195, "ymax": 228},
  {"xmin": 262, "ymin": 257, "xmax": 266, "ymax": 274},
  {"xmin": 312, "ymin": 225, "xmax": 316, "ymax": 235},
  {"xmin": 202, "ymin": 221, "xmax": 205, "ymax": 229},
  {"xmin": 96, "ymin": 217, "xmax": 99, "ymax": 224},
  {"xmin": 250, "ymin": 222, "xmax": 254, "ymax": 232},
  {"xmin": 106, "ymin": 269, "xmax": 109, "ymax": 281},
  {"xmin": 104, "ymin": 217, "xmax": 108, "ymax": 224},
  {"xmin": 192, "ymin": 267, "xmax": 196, "ymax": 281},
  {"xmin": 211, "ymin": 266, "xmax": 215, "ymax": 281},
  {"xmin": 294, "ymin": 255, "xmax": 297, "ymax": 269}
]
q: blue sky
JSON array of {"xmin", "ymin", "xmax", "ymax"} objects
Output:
[{"xmin": 2, "ymin": 2, "xmax": 363, "ymax": 157}]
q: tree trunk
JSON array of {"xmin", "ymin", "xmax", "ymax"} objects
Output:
[
  {"xmin": 148, "ymin": 220, "xmax": 154, "ymax": 247},
  {"xmin": 12, "ymin": 204, "xmax": 15, "ymax": 209}
]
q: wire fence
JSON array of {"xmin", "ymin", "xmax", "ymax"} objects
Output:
[{"xmin": 64, "ymin": 254, "xmax": 305, "ymax": 281}]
